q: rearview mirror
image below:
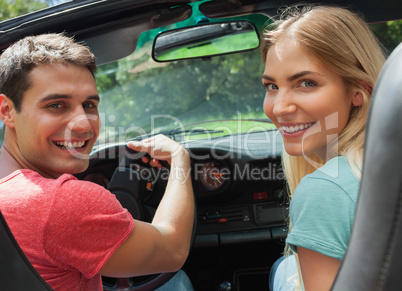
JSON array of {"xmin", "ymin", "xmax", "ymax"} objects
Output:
[{"xmin": 152, "ymin": 20, "xmax": 260, "ymax": 62}]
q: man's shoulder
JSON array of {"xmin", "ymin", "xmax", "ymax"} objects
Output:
[
  {"xmin": 0, "ymin": 169, "xmax": 76, "ymax": 186},
  {"xmin": 0, "ymin": 169, "xmax": 43, "ymax": 186},
  {"xmin": 0, "ymin": 169, "xmax": 95, "ymax": 198},
  {"xmin": 0, "ymin": 168, "xmax": 118, "ymax": 210},
  {"xmin": 53, "ymin": 174, "xmax": 115, "ymax": 205}
]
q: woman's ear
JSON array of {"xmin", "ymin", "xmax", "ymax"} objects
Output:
[
  {"xmin": 0, "ymin": 94, "xmax": 16, "ymax": 128},
  {"xmin": 352, "ymin": 91, "xmax": 364, "ymax": 107},
  {"xmin": 352, "ymin": 81, "xmax": 371, "ymax": 107}
]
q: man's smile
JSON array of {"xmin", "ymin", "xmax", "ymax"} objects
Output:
[{"xmin": 53, "ymin": 140, "xmax": 88, "ymax": 149}]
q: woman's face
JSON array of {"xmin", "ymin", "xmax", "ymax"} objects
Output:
[{"xmin": 262, "ymin": 39, "xmax": 361, "ymax": 161}]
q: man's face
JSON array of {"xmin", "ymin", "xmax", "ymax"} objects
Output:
[{"xmin": 11, "ymin": 63, "xmax": 100, "ymax": 178}]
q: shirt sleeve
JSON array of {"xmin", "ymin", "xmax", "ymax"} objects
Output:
[
  {"xmin": 44, "ymin": 175, "xmax": 134, "ymax": 278},
  {"xmin": 286, "ymin": 176, "xmax": 356, "ymax": 261}
]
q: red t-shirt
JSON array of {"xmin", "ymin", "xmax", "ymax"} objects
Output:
[{"xmin": 0, "ymin": 169, "xmax": 134, "ymax": 290}]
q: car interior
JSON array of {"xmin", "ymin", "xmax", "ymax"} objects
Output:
[{"xmin": 0, "ymin": 1, "xmax": 401, "ymax": 291}]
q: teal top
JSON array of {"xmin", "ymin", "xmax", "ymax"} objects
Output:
[{"xmin": 286, "ymin": 156, "xmax": 360, "ymax": 261}]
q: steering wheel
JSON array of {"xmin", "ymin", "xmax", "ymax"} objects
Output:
[{"xmin": 102, "ymin": 147, "xmax": 197, "ymax": 291}]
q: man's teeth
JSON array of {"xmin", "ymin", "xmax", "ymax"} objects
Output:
[
  {"xmin": 55, "ymin": 141, "xmax": 85, "ymax": 148},
  {"xmin": 282, "ymin": 122, "xmax": 314, "ymax": 134}
]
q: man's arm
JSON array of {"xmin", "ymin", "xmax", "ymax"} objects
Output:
[{"xmin": 100, "ymin": 135, "xmax": 194, "ymax": 277}]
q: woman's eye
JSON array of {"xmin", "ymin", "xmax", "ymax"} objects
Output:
[{"xmin": 300, "ymin": 80, "xmax": 316, "ymax": 87}]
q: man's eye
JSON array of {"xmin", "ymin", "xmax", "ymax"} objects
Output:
[
  {"xmin": 300, "ymin": 80, "xmax": 316, "ymax": 87},
  {"xmin": 266, "ymin": 83, "xmax": 278, "ymax": 90},
  {"xmin": 83, "ymin": 103, "xmax": 96, "ymax": 109},
  {"xmin": 48, "ymin": 103, "xmax": 63, "ymax": 109}
]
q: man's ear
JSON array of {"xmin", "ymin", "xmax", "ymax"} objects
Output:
[{"xmin": 0, "ymin": 94, "xmax": 16, "ymax": 128}]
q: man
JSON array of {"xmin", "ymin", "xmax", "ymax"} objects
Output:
[{"xmin": 0, "ymin": 33, "xmax": 194, "ymax": 290}]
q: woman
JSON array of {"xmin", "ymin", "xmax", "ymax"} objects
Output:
[{"xmin": 261, "ymin": 5, "xmax": 386, "ymax": 290}]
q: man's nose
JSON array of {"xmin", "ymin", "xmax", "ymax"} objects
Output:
[{"xmin": 67, "ymin": 109, "xmax": 97, "ymax": 133}]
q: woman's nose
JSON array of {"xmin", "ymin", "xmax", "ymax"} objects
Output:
[{"xmin": 272, "ymin": 90, "xmax": 296, "ymax": 117}]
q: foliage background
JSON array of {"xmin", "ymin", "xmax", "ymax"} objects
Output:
[{"xmin": 0, "ymin": 0, "xmax": 402, "ymax": 145}]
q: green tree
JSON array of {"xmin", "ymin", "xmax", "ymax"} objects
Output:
[
  {"xmin": 371, "ymin": 21, "xmax": 402, "ymax": 54},
  {"xmin": 0, "ymin": 0, "xmax": 48, "ymax": 22}
]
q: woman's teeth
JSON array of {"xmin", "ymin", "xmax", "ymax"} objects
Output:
[
  {"xmin": 282, "ymin": 122, "xmax": 314, "ymax": 134},
  {"xmin": 55, "ymin": 141, "xmax": 86, "ymax": 148}
]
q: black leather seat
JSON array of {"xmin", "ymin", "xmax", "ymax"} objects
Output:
[
  {"xmin": 0, "ymin": 211, "xmax": 53, "ymax": 290},
  {"xmin": 332, "ymin": 42, "xmax": 402, "ymax": 290}
]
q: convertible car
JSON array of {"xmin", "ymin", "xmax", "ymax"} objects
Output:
[{"xmin": 0, "ymin": 0, "xmax": 401, "ymax": 290}]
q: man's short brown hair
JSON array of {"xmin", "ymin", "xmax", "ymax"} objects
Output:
[{"xmin": 0, "ymin": 33, "xmax": 96, "ymax": 112}]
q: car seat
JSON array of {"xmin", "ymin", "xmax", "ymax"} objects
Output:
[
  {"xmin": 0, "ymin": 211, "xmax": 53, "ymax": 290},
  {"xmin": 331, "ymin": 42, "xmax": 402, "ymax": 290}
]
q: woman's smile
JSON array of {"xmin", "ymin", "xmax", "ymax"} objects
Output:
[{"xmin": 280, "ymin": 122, "xmax": 316, "ymax": 136}]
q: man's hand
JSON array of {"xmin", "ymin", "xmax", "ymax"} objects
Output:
[{"xmin": 127, "ymin": 134, "xmax": 188, "ymax": 168}]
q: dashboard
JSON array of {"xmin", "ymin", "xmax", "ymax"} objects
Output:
[{"xmin": 75, "ymin": 130, "xmax": 288, "ymax": 247}]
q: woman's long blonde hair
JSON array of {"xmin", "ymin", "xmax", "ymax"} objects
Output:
[{"xmin": 262, "ymin": 5, "xmax": 386, "ymax": 194}]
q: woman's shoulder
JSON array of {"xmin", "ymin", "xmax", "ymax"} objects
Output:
[
  {"xmin": 297, "ymin": 156, "xmax": 359, "ymax": 203},
  {"xmin": 307, "ymin": 156, "xmax": 357, "ymax": 183}
]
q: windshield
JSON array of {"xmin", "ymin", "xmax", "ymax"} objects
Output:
[
  {"xmin": 95, "ymin": 42, "xmax": 273, "ymax": 145},
  {"xmin": 94, "ymin": 13, "xmax": 274, "ymax": 147}
]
